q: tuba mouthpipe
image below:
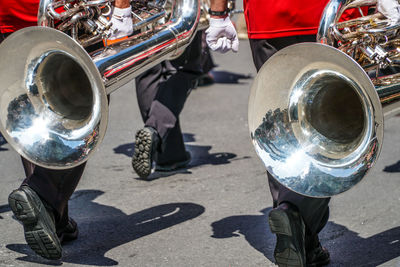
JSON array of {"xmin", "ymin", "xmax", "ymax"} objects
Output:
[{"xmin": 89, "ymin": 0, "xmax": 200, "ymax": 94}]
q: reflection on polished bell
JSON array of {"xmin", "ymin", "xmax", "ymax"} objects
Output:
[
  {"xmin": 0, "ymin": 27, "xmax": 109, "ymax": 169},
  {"xmin": 248, "ymin": 43, "xmax": 384, "ymax": 197}
]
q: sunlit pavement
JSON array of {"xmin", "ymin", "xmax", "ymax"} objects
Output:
[{"xmin": 0, "ymin": 40, "xmax": 399, "ymax": 267}]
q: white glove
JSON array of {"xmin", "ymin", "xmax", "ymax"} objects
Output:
[
  {"xmin": 206, "ymin": 16, "xmax": 239, "ymax": 53},
  {"xmin": 109, "ymin": 7, "xmax": 133, "ymax": 40},
  {"xmin": 377, "ymin": 0, "xmax": 400, "ymax": 25}
]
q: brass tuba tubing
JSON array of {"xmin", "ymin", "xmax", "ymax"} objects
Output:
[
  {"xmin": 87, "ymin": 0, "xmax": 201, "ymax": 94},
  {"xmin": 38, "ymin": 0, "xmax": 201, "ymax": 94},
  {"xmin": 318, "ymin": 0, "xmax": 400, "ymax": 117}
]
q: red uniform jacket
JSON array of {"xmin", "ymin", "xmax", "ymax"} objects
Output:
[
  {"xmin": 0, "ymin": 0, "xmax": 39, "ymax": 33},
  {"xmin": 243, "ymin": 0, "xmax": 331, "ymax": 39}
]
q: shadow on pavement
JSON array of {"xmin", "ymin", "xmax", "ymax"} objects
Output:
[
  {"xmin": 114, "ymin": 142, "xmax": 237, "ymax": 168},
  {"xmin": 383, "ymin": 160, "xmax": 400, "ymax": 173},
  {"xmin": 211, "ymin": 207, "xmax": 275, "ymax": 262},
  {"xmin": 113, "ymin": 133, "xmax": 243, "ymax": 180},
  {"xmin": 0, "ymin": 204, "xmax": 11, "ymax": 219},
  {"xmin": 321, "ymin": 221, "xmax": 400, "ymax": 266},
  {"xmin": 7, "ymin": 190, "xmax": 205, "ymax": 266},
  {"xmin": 210, "ymin": 70, "xmax": 252, "ymax": 84},
  {"xmin": 211, "ymin": 207, "xmax": 400, "ymax": 266},
  {"xmin": 0, "ymin": 133, "xmax": 7, "ymax": 151}
]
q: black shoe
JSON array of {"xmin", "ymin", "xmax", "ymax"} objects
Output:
[
  {"xmin": 8, "ymin": 186, "xmax": 62, "ymax": 260},
  {"xmin": 57, "ymin": 217, "xmax": 78, "ymax": 244},
  {"xmin": 269, "ymin": 203, "xmax": 306, "ymax": 267},
  {"xmin": 306, "ymin": 237, "xmax": 330, "ymax": 267},
  {"xmin": 155, "ymin": 151, "xmax": 191, "ymax": 172},
  {"xmin": 132, "ymin": 127, "xmax": 160, "ymax": 178}
]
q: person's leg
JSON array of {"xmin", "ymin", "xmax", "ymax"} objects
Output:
[
  {"xmin": 132, "ymin": 64, "xmax": 195, "ymax": 176},
  {"xmin": 146, "ymin": 30, "xmax": 202, "ymax": 141},
  {"xmin": 149, "ymin": 32, "xmax": 202, "ymax": 159},
  {"xmin": 8, "ymin": 157, "xmax": 85, "ymax": 259},
  {"xmin": 268, "ymin": 172, "xmax": 331, "ymax": 267},
  {"xmin": 133, "ymin": 62, "xmax": 178, "ymax": 177},
  {"xmin": 132, "ymin": 33, "xmax": 202, "ymax": 177},
  {"xmin": 249, "ymin": 35, "xmax": 317, "ymax": 71},
  {"xmin": 267, "ymin": 173, "xmax": 330, "ymax": 236},
  {"xmin": 155, "ymin": 119, "xmax": 191, "ymax": 168},
  {"xmin": 145, "ymin": 66, "xmax": 197, "ymax": 140},
  {"xmin": 2, "ymin": 31, "xmax": 84, "ymax": 260},
  {"xmin": 21, "ymin": 157, "xmax": 85, "ymax": 228},
  {"xmin": 260, "ymin": 35, "xmax": 332, "ymax": 238},
  {"xmin": 135, "ymin": 63, "xmax": 167, "ymax": 122},
  {"xmin": 249, "ymin": 36, "xmax": 330, "ymax": 266}
]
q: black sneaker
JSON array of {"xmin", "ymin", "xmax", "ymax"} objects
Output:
[
  {"xmin": 57, "ymin": 217, "xmax": 78, "ymax": 244},
  {"xmin": 155, "ymin": 151, "xmax": 191, "ymax": 172},
  {"xmin": 269, "ymin": 203, "xmax": 306, "ymax": 267},
  {"xmin": 8, "ymin": 186, "xmax": 62, "ymax": 260},
  {"xmin": 132, "ymin": 127, "xmax": 160, "ymax": 178}
]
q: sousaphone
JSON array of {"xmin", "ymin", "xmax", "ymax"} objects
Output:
[{"xmin": 249, "ymin": 0, "xmax": 400, "ymax": 197}]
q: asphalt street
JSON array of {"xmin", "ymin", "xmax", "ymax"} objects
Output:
[{"xmin": 0, "ymin": 40, "xmax": 400, "ymax": 267}]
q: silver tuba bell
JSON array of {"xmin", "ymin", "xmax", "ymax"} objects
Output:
[
  {"xmin": 248, "ymin": 0, "xmax": 400, "ymax": 197},
  {"xmin": 0, "ymin": 0, "xmax": 202, "ymax": 169}
]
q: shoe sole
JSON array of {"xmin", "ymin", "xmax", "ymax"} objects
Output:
[
  {"xmin": 8, "ymin": 189, "xmax": 62, "ymax": 260},
  {"xmin": 132, "ymin": 128, "xmax": 154, "ymax": 178},
  {"xmin": 269, "ymin": 209, "xmax": 304, "ymax": 267}
]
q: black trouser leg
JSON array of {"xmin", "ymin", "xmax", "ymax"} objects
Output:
[
  {"xmin": 135, "ymin": 61, "xmax": 188, "ymax": 161},
  {"xmin": 249, "ymin": 35, "xmax": 317, "ymax": 71},
  {"xmin": 136, "ymin": 68, "xmax": 194, "ymax": 161},
  {"xmin": 135, "ymin": 33, "xmax": 202, "ymax": 162},
  {"xmin": 21, "ymin": 157, "xmax": 85, "ymax": 229},
  {"xmin": 135, "ymin": 63, "xmax": 165, "ymax": 123},
  {"xmin": 156, "ymin": 119, "xmax": 187, "ymax": 164},
  {"xmin": 267, "ymin": 172, "xmax": 330, "ymax": 236}
]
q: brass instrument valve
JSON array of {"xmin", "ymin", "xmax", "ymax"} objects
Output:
[
  {"xmin": 363, "ymin": 44, "xmax": 392, "ymax": 68},
  {"xmin": 82, "ymin": 19, "xmax": 98, "ymax": 35},
  {"xmin": 73, "ymin": 2, "xmax": 113, "ymax": 37}
]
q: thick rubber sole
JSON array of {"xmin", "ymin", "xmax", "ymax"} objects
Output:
[
  {"xmin": 8, "ymin": 188, "xmax": 62, "ymax": 260},
  {"xmin": 132, "ymin": 128, "xmax": 154, "ymax": 178},
  {"xmin": 269, "ymin": 209, "xmax": 304, "ymax": 267}
]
